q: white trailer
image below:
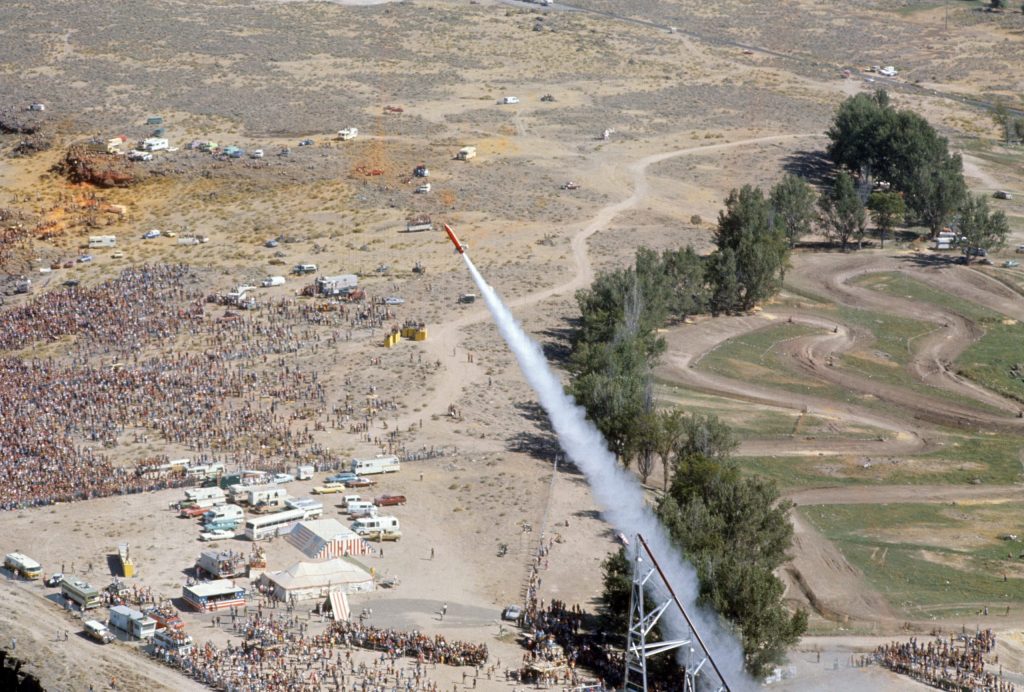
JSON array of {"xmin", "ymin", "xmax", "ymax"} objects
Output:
[
  {"xmin": 296, "ymin": 465, "xmax": 314, "ymax": 480},
  {"xmin": 456, "ymin": 146, "xmax": 476, "ymax": 161},
  {"xmin": 88, "ymin": 235, "xmax": 117, "ymax": 249},
  {"xmin": 351, "ymin": 455, "xmax": 400, "ymax": 476},
  {"xmin": 185, "ymin": 487, "xmax": 226, "ymax": 504},
  {"xmin": 338, "ymin": 128, "xmax": 359, "ymax": 141},
  {"xmin": 143, "ymin": 137, "xmax": 169, "ymax": 152},
  {"xmin": 261, "ymin": 275, "xmax": 286, "ymax": 287},
  {"xmin": 243, "ymin": 485, "xmax": 288, "ymax": 507}
]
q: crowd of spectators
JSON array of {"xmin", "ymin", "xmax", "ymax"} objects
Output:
[
  {"xmin": 328, "ymin": 620, "xmax": 488, "ymax": 667},
  {"xmin": 0, "ymin": 264, "xmax": 421, "ymax": 511},
  {"xmin": 875, "ymin": 630, "xmax": 1013, "ymax": 692},
  {"xmin": 150, "ymin": 610, "xmax": 487, "ymax": 692},
  {"xmin": 0, "ymin": 264, "xmax": 202, "ymax": 351}
]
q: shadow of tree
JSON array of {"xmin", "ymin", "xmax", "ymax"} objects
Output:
[{"xmin": 781, "ymin": 148, "xmax": 833, "ymax": 187}]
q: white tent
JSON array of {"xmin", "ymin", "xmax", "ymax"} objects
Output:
[{"xmin": 263, "ymin": 558, "xmax": 374, "ymax": 602}]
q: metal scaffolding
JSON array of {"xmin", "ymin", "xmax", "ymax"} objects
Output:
[{"xmin": 622, "ymin": 534, "xmax": 729, "ymax": 692}]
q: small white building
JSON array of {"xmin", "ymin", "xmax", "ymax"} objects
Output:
[{"xmin": 262, "ymin": 558, "xmax": 374, "ymax": 602}]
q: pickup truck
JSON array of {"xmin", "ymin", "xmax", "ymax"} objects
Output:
[{"xmin": 374, "ymin": 494, "xmax": 407, "ymax": 507}]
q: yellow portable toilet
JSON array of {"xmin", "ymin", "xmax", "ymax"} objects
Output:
[
  {"xmin": 118, "ymin": 543, "xmax": 135, "ymax": 578},
  {"xmin": 384, "ymin": 331, "xmax": 401, "ymax": 348},
  {"xmin": 415, "ymin": 327, "xmax": 428, "ymax": 341}
]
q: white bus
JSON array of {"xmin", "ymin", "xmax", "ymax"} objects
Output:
[{"xmin": 244, "ymin": 508, "xmax": 306, "ymax": 541}]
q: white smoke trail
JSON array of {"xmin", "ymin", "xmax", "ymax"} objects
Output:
[{"xmin": 462, "ymin": 254, "xmax": 751, "ymax": 689}]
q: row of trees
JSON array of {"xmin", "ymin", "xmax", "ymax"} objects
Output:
[
  {"xmin": 825, "ymin": 90, "xmax": 1010, "ymax": 257},
  {"xmin": 569, "ymin": 194, "xmax": 805, "ymax": 676}
]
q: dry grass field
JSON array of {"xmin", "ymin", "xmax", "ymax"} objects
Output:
[{"xmin": 1, "ymin": 0, "xmax": 1024, "ymax": 690}]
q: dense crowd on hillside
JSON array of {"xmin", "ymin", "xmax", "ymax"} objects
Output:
[
  {"xmin": 0, "ymin": 264, "xmax": 201, "ymax": 351},
  {"xmin": 875, "ymin": 630, "xmax": 1013, "ymax": 692},
  {"xmin": 0, "ymin": 264, "xmax": 411, "ymax": 511}
]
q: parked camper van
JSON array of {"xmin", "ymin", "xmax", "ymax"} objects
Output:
[
  {"xmin": 4, "ymin": 552, "xmax": 41, "ymax": 580},
  {"xmin": 296, "ymin": 465, "xmax": 314, "ymax": 481},
  {"xmin": 109, "ymin": 605, "xmax": 156, "ymax": 639},
  {"xmin": 261, "ymin": 275, "xmax": 286, "ymax": 288},
  {"xmin": 84, "ymin": 620, "xmax": 115, "ymax": 644},
  {"xmin": 346, "ymin": 500, "xmax": 377, "ymax": 518},
  {"xmin": 350, "ymin": 455, "xmax": 400, "ymax": 476},
  {"xmin": 351, "ymin": 515, "xmax": 401, "ymax": 540},
  {"xmin": 203, "ymin": 504, "xmax": 244, "ymax": 524}
]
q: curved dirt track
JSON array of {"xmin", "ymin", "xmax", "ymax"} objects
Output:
[
  {"xmin": 655, "ymin": 249, "xmax": 1024, "ymax": 627},
  {"xmin": 397, "ymin": 134, "xmax": 823, "ymax": 431}
]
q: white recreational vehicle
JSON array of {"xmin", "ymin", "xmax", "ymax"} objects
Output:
[
  {"xmin": 351, "ymin": 455, "xmax": 400, "ymax": 476},
  {"xmin": 351, "ymin": 515, "xmax": 401, "ymax": 540}
]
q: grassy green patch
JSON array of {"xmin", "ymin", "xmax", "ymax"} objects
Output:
[
  {"xmin": 957, "ymin": 321, "xmax": 1024, "ymax": 403},
  {"xmin": 738, "ymin": 434, "xmax": 1021, "ymax": 489},
  {"xmin": 853, "ymin": 272, "xmax": 1003, "ymax": 322},
  {"xmin": 698, "ymin": 322, "xmax": 848, "ymax": 398},
  {"xmin": 802, "ymin": 502, "xmax": 1024, "ymax": 615}
]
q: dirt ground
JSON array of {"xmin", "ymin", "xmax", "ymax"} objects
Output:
[{"xmin": 1, "ymin": 0, "xmax": 1024, "ymax": 690}]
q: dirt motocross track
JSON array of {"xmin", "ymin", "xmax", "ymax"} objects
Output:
[{"xmin": 657, "ymin": 249, "xmax": 1024, "ymax": 629}]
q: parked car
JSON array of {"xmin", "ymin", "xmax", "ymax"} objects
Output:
[
  {"xmin": 502, "ymin": 605, "xmax": 522, "ymax": 621},
  {"xmin": 384, "ymin": 296, "xmax": 404, "ymax": 305},
  {"xmin": 326, "ymin": 472, "xmax": 358, "ymax": 484},
  {"xmin": 345, "ymin": 477, "xmax": 375, "ymax": 488},
  {"xmin": 964, "ymin": 247, "xmax": 988, "ymax": 257},
  {"xmin": 63, "ymin": 279, "xmax": 80, "ymax": 288},
  {"xmin": 251, "ymin": 149, "xmax": 264, "ymax": 159},
  {"xmin": 1003, "ymin": 260, "xmax": 1020, "ymax": 268},
  {"xmin": 272, "ymin": 473, "xmax": 295, "ymax": 484},
  {"xmin": 111, "ymin": 251, "xmax": 125, "ymax": 259},
  {"xmin": 200, "ymin": 529, "xmax": 235, "ymax": 542},
  {"xmin": 63, "ymin": 260, "xmax": 75, "ymax": 268},
  {"xmin": 374, "ymin": 494, "xmax": 407, "ymax": 507},
  {"xmin": 78, "ymin": 254, "xmax": 93, "ymax": 263},
  {"xmin": 879, "ymin": 66, "xmax": 898, "ymax": 77},
  {"xmin": 45, "ymin": 573, "xmax": 64, "ymax": 587},
  {"xmin": 265, "ymin": 239, "xmax": 279, "ymax": 248},
  {"xmin": 298, "ymin": 139, "xmax": 314, "ymax": 146},
  {"xmin": 143, "ymin": 229, "xmax": 162, "ymax": 239},
  {"xmin": 994, "ymin": 190, "xmax": 1013, "ymax": 200}
]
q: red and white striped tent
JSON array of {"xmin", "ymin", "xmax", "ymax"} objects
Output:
[{"xmin": 287, "ymin": 519, "xmax": 374, "ymax": 560}]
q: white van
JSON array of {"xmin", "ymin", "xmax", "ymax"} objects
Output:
[
  {"xmin": 261, "ymin": 275, "xmax": 285, "ymax": 287},
  {"xmin": 203, "ymin": 504, "xmax": 244, "ymax": 524},
  {"xmin": 352, "ymin": 515, "xmax": 401, "ymax": 540},
  {"xmin": 347, "ymin": 501, "xmax": 376, "ymax": 518}
]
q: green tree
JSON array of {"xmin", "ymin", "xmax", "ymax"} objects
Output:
[
  {"xmin": 678, "ymin": 413, "xmax": 738, "ymax": 461},
  {"xmin": 653, "ymin": 408, "xmax": 689, "ymax": 491},
  {"xmin": 707, "ymin": 247, "xmax": 741, "ymax": 315},
  {"xmin": 818, "ymin": 171, "xmax": 867, "ymax": 250},
  {"xmin": 657, "ymin": 455, "xmax": 807, "ymax": 677},
  {"xmin": 661, "ymin": 246, "xmax": 708, "ymax": 319},
  {"xmin": 867, "ymin": 190, "xmax": 906, "ymax": 248},
  {"xmin": 569, "ymin": 334, "xmax": 648, "ymax": 464},
  {"xmin": 905, "ymin": 154, "xmax": 967, "ymax": 237},
  {"xmin": 713, "ymin": 185, "xmax": 789, "ymax": 310},
  {"xmin": 825, "ymin": 90, "xmax": 890, "ymax": 177},
  {"xmin": 600, "ymin": 548, "xmax": 632, "ymax": 634},
  {"xmin": 770, "ymin": 174, "xmax": 818, "ymax": 247},
  {"xmin": 958, "ymin": 194, "xmax": 1010, "ymax": 263}
]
